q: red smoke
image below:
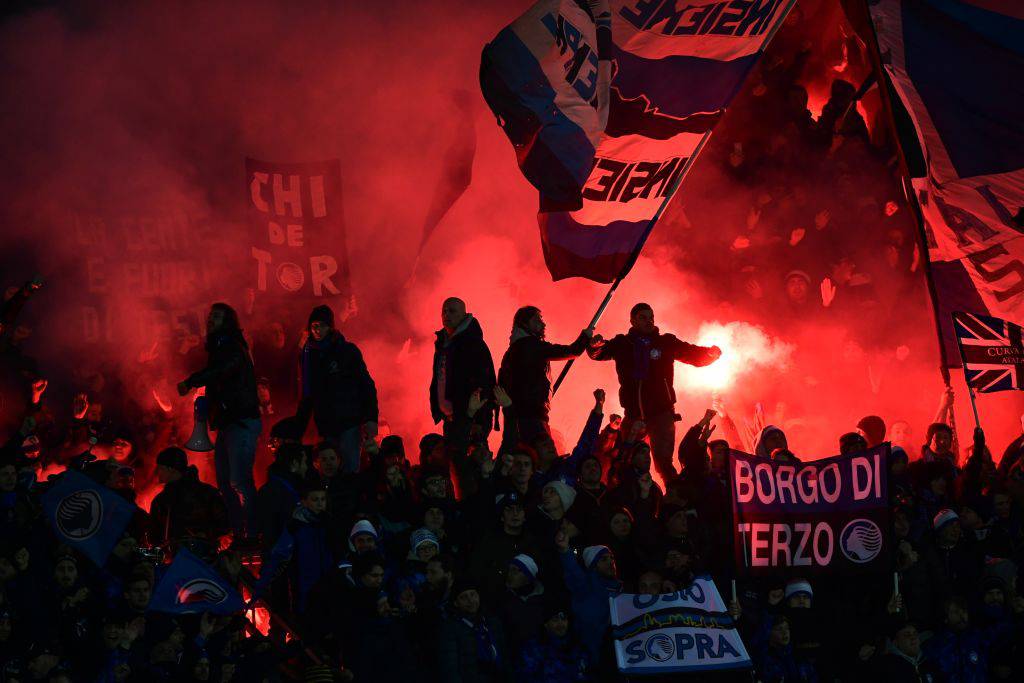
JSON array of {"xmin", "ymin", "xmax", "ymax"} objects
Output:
[{"xmin": 1, "ymin": 0, "xmax": 1021, "ymax": 503}]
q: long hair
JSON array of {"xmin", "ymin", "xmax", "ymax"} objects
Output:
[
  {"xmin": 510, "ymin": 305, "xmax": 541, "ymax": 343},
  {"xmin": 206, "ymin": 302, "xmax": 246, "ymax": 350}
]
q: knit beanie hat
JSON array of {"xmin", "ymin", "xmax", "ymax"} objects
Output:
[
  {"xmin": 156, "ymin": 447, "xmax": 188, "ymax": 472},
  {"xmin": 926, "ymin": 422, "xmax": 952, "ymax": 442},
  {"xmin": 380, "ymin": 435, "xmax": 405, "ymax": 460},
  {"xmin": 509, "ymin": 554, "xmax": 539, "ymax": 583},
  {"xmin": 410, "ymin": 528, "xmax": 439, "ymax": 553},
  {"xmin": 544, "ymin": 479, "xmax": 577, "ymax": 511},
  {"xmin": 933, "ymin": 508, "xmax": 959, "ymax": 531},
  {"xmin": 350, "ymin": 519, "xmax": 378, "ymax": 544},
  {"xmin": 856, "ymin": 415, "xmax": 886, "ymax": 446},
  {"xmin": 784, "ymin": 579, "xmax": 813, "ymax": 601},
  {"xmin": 307, "ymin": 305, "xmax": 334, "ymax": 329},
  {"xmin": 582, "ymin": 545, "xmax": 610, "ymax": 570}
]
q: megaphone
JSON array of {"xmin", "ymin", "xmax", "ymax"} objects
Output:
[{"xmin": 185, "ymin": 396, "xmax": 215, "ymax": 452}]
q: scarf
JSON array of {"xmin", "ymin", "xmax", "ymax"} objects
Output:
[
  {"xmin": 301, "ymin": 335, "xmax": 332, "ymax": 398},
  {"xmin": 463, "ymin": 616, "xmax": 500, "ymax": 667}
]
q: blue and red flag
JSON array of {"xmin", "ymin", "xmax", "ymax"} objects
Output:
[
  {"xmin": 481, "ymin": 0, "xmax": 795, "ymax": 282},
  {"xmin": 863, "ymin": 0, "xmax": 1024, "ymax": 365},
  {"xmin": 41, "ymin": 470, "xmax": 137, "ymax": 567},
  {"xmin": 149, "ymin": 548, "xmax": 245, "ymax": 615}
]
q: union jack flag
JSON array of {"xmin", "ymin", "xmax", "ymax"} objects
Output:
[{"xmin": 953, "ymin": 311, "xmax": 1024, "ymax": 393}]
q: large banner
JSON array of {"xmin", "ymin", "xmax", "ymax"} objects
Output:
[
  {"xmin": 864, "ymin": 0, "xmax": 1024, "ymax": 366},
  {"xmin": 731, "ymin": 445, "xmax": 891, "ymax": 576},
  {"xmin": 69, "ymin": 209, "xmax": 218, "ymax": 346},
  {"xmin": 481, "ymin": 0, "xmax": 797, "ymax": 283},
  {"xmin": 246, "ymin": 158, "xmax": 350, "ymax": 301},
  {"xmin": 610, "ymin": 577, "xmax": 751, "ymax": 675}
]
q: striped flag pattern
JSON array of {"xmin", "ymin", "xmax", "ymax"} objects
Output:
[{"xmin": 482, "ymin": 0, "xmax": 796, "ymax": 282}]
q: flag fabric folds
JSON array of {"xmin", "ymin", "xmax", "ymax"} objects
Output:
[
  {"xmin": 865, "ymin": 0, "xmax": 1024, "ymax": 365},
  {"xmin": 482, "ymin": 0, "xmax": 795, "ymax": 282},
  {"xmin": 953, "ymin": 311, "xmax": 1024, "ymax": 393},
  {"xmin": 149, "ymin": 549, "xmax": 246, "ymax": 615},
  {"xmin": 41, "ymin": 470, "xmax": 137, "ymax": 567}
]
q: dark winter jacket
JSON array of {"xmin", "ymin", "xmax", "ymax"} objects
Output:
[
  {"xmin": 923, "ymin": 627, "xmax": 989, "ymax": 683},
  {"xmin": 515, "ymin": 633, "xmax": 589, "ymax": 683},
  {"xmin": 255, "ymin": 467, "xmax": 303, "ymax": 550},
  {"xmin": 587, "ymin": 326, "xmax": 717, "ymax": 419},
  {"xmin": 148, "ymin": 469, "xmax": 228, "ymax": 546},
  {"xmin": 559, "ymin": 549, "xmax": 623, "ymax": 665},
  {"xmin": 469, "ymin": 529, "xmax": 542, "ymax": 604},
  {"xmin": 184, "ymin": 330, "xmax": 259, "ymax": 429},
  {"xmin": 498, "ymin": 582, "xmax": 547, "ymax": 657},
  {"xmin": 430, "ymin": 315, "xmax": 497, "ymax": 425},
  {"xmin": 438, "ymin": 612, "xmax": 512, "ymax": 683},
  {"xmin": 498, "ymin": 330, "xmax": 589, "ymax": 421},
  {"xmin": 257, "ymin": 506, "xmax": 334, "ymax": 614},
  {"xmin": 297, "ymin": 330, "xmax": 378, "ymax": 437}
]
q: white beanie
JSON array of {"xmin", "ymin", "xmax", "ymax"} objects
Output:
[
  {"xmin": 349, "ymin": 519, "xmax": 378, "ymax": 545},
  {"xmin": 582, "ymin": 545, "xmax": 610, "ymax": 570},
  {"xmin": 509, "ymin": 554, "xmax": 539, "ymax": 582},
  {"xmin": 784, "ymin": 579, "xmax": 813, "ymax": 601},
  {"xmin": 544, "ymin": 479, "xmax": 577, "ymax": 511},
  {"xmin": 933, "ymin": 508, "xmax": 959, "ymax": 530}
]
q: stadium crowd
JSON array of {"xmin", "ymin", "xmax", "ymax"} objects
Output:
[
  {"xmin": 1, "ymin": 5, "xmax": 1021, "ymax": 681},
  {"xmin": 1, "ymin": 283, "xmax": 1023, "ymax": 683}
]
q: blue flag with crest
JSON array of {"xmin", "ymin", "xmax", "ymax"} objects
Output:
[
  {"xmin": 41, "ymin": 470, "xmax": 137, "ymax": 567},
  {"xmin": 149, "ymin": 549, "xmax": 245, "ymax": 615}
]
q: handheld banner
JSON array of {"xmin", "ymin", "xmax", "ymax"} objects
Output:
[
  {"xmin": 610, "ymin": 576, "xmax": 751, "ymax": 675},
  {"xmin": 730, "ymin": 445, "xmax": 891, "ymax": 576}
]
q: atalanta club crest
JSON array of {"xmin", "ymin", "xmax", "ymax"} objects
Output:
[
  {"xmin": 650, "ymin": 349, "xmax": 661, "ymax": 360},
  {"xmin": 56, "ymin": 490, "xmax": 103, "ymax": 540},
  {"xmin": 177, "ymin": 578, "xmax": 228, "ymax": 606},
  {"xmin": 840, "ymin": 519, "xmax": 883, "ymax": 563}
]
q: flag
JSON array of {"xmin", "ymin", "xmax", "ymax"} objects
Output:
[
  {"xmin": 952, "ymin": 311, "xmax": 1024, "ymax": 392},
  {"xmin": 480, "ymin": 0, "xmax": 612, "ymax": 210},
  {"xmin": 610, "ymin": 577, "xmax": 751, "ymax": 674},
  {"xmin": 149, "ymin": 549, "xmax": 245, "ymax": 615},
  {"xmin": 863, "ymin": 0, "xmax": 1024, "ymax": 366},
  {"xmin": 730, "ymin": 445, "xmax": 891, "ymax": 577},
  {"xmin": 41, "ymin": 470, "xmax": 137, "ymax": 567},
  {"xmin": 482, "ymin": 0, "xmax": 796, "ymax": 283}
]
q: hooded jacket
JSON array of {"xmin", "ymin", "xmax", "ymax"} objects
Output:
[
  {"xmin": 498, "ymin": 329, "xmax": 588, "ymax": 421},
  {"xmin": 587, "ymin": 326, "xmax": 717, "ymax": 420},
  {"xmin": 148, "ymin": 468, "xmax": 228, "ymax": 546},
  {"xmin": 184, "ymin": 330, "xmax": 260, "ymax": 429},
  {"xmin": 430, "ymin": 315, "xmax": 497, "ymax": 425},
  {"xmin": 297, "ymin": 329, "xmax": 378, "ymax": 436}
]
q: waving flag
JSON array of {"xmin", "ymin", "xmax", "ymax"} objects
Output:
[
  {"xmin": 41, "ymin": 470, "xmax": 137, "ymax": 567},
  {"xmin": 482, "ymin": 0, "xmax": 796, "ymax": 282},
  {"xmin": 149, "ymin": 549, "xmax": 245, "ymax": 615},
  {"xmin": 480, "ymin": 0, "xmax": 612, "ymax": 210},
  {"xmin": 953, "ymin": 311, "xmax": 1024, "ymax": 393},
  {"xmin": 864, "ymin": 0, "xmax": 1024, "ymax": 365}
]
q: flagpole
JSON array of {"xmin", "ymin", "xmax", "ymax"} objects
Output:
[
  {"xmin": 952, "ymin": 313, "xmax": 983, "ymax": 431},
  {"xmin": 550, "ymin": 0, "xmax": 796, "ymax": 395},
  {"xmin": 853, "ymin": 0, "xmax": 958, "ymax": 439},
  {"xmin": 552, "ymin": 130, "xmax": 713, "ymax": 395}
]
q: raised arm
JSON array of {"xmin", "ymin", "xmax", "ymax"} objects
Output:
[
  {"xmin": 539, "ymin": 329, "xmax": 592, "ymax": 362},
  {"xmin": 664, "ymin": 334, "xmax": 720, "ymax": 367}
]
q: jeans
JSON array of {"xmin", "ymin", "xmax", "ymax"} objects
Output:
[
  {"xmin": 214, "ymin": 417, "xmax": 261, "ymax": 539},
  {"xmin": 328, "ymin": 426, "xmax": 362, "ymax": 474},
  {"xmin": 625, "ymin": 412, "xmax": 677, "ymax": 482}
]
